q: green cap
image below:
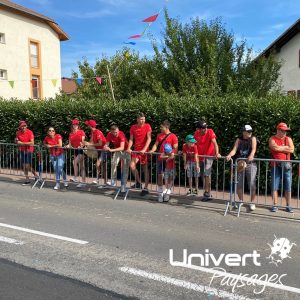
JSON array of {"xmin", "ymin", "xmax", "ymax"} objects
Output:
[{"xmin": 185, "ymin": 134, "xmax": 196, "ymax": 143}]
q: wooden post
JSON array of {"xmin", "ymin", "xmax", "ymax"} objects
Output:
[{"xmin": 106, "ymin": 64, "xmax": 116, "ymax": 102}]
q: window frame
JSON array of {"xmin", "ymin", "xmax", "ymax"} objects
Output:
[
  {"xmin": 0, "ymin": 33, "xmax": 5, "ymax": 44},
  {"xmin": 0, "ymin": 69, "xmax": 7, "ymax": 80}
]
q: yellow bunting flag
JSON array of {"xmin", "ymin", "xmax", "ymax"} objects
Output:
[
  {"xmin": 51, "ymin": 79, "xmax": 58, "ymax": 87},
  {"xmin": 8, "ymin": 81, "xmax": 14, "ymax": 88}
]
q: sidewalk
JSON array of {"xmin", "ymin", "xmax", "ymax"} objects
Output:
[{"xmin": 1, "ymin": 173, "xmax": 299, "ymax": 222}]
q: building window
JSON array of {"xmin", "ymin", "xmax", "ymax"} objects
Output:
[
  {"xmin": 0, "ymin": 69, "xmax": 7, "ymax": 80},
  {"xmin": 0, "ymin": 33, "xmax": 5, "ymax": 44},
  {"xmin": 31, "ymin": 75, "xmax": 40, "ymax": 99},
  {"xmin": 30, "ymin": 42, "xmax": 39, "ymax": 68}
]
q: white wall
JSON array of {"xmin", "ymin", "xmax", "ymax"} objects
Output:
[
  {"xmin": 0, "ymin": 9, "xmax": 62, "ymax": 100},
  {"xmin": 275, "ymin": 33, "xmax": 300, "ymax": 93}
]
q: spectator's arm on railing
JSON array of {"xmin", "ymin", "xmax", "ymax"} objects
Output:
[
  {"xmin": 212, "ymin": 138, "xmax": 221, "ymax": 158},
  {"xmin": 248, "ymin": 137, "xmax": 257, "ymax": 161},
  {"xmin": 140, "ymin": 132, "xmax": 151, "ymax": 154},
  {"xmin": 149, "ymin": 141, "xmax": 158, "ymax": 153},
  {"xmin": 226, "ymin": 138, "xmax": 239, "ymax": 161},
  {"xmin": 17, "ymin": 137, "xmax": 35, "ymax": 146},
  {"xmin": 105, "ymin": 141, "xmax": 125, "ymax": 153},
  {"xmin": 127, "ymin": 134, "xmax": 134, "ymax": 153}
]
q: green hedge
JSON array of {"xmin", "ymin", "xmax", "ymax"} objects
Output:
[{"xmin": 0, "ymin": 93, "xmax": 299, "ymax": 159}]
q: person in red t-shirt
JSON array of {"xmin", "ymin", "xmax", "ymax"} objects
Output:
[
  {"xmin": 44, "ymin": 126, "xmax": 68, "ymax": 190},
  {"xmin": 182, "ymin": 134, "xmax": 200, "ymax": 196},
  {"xmin": 127, "ymin": 112, "xmax": 152, "ymax": 196},
  {"xmin": 66, "ymin": 119, "xmax": 86, "ymax": 185},
  {"xmin": 194, "ymin": 120, "xmax": 221, "ymax": 200},
  {"xmin": 15, "ymin": 121, "xmax": 37, "ymax": 185},
  {"xmin": 150, "ymin": 120, "xmax": 178, "ymax": 202},
  {"xmin": 269, "ymin": 122, "xmax": 294, "ymax": 213},
  {"xmin": 103, "ymin": 125, "xmax": 130, "ymax": 193},
  {"xmin": 84, "ymin": 120, "xmax": 107, "ymax": 188}
]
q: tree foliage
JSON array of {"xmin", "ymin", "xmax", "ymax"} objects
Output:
[{"xmin": 72, "ymin": 9, "xmax": 281, "ymax": 100}]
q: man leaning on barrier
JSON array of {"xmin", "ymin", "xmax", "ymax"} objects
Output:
[
  {"xmin": 269, "ymin": 122, "xmax": 294, "ymax": 213},
  {"xmin": 84, "ymin": 120, "xmax": 107, "ymax": 189},
  {"xmin": 104, "ymin": 125, "xmax": 130, "ymax": 193},
  {"xmin": 127, "ymin": 112, "xmax": 152, "ymax": 196},
  {"xmin": 194, "ymin": 120, "xmax": 221, "ymax": 201},
  {"xmin": 226, "ymin": 125, "xmax": 257, "ymax": 211},
  {"xmin": 15, "ymin": 120, "xmax": 37, "ymax": 185}
]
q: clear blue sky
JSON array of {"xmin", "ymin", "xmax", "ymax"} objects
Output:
[{"xmin": 14, "ymin": 0, "xmax": 300, "ymax": 77}]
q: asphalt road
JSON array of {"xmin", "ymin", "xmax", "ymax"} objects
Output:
[
  {"xmin": 0, "ymin": 258, "xmax": 135, "ymax": 300},
  {"xmin": 0, "ymin": 180, "xmax": 300, "ymax": 300}
]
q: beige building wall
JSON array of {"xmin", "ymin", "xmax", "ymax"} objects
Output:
[
  {"xmin": 275, "ymin": 33, "xmax": 300, "ymax": 93},
  {"xmin": 0, "ymin": 9, "xmax": 62, "ymax": 100}
]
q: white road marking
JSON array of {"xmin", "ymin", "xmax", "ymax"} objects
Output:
[
  {"xmin": 119, "ymin": 267, "xmax": 255, "ymax": 300},
  {"xmin": 0, "ymin": 223, "xmax": 88, "ymax": 245},
  {"xmin": 169, "ymin": 259, "xmax": 300, "ymax": 294},
  {"xmin": 0, "ymin": 236, "xmax": 24, "ymax": 245}
]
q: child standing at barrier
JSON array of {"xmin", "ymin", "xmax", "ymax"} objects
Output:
[
  {"xmin": 226, "ymin": 125, "xmax": 257, "ymax": 211},
  {"xmin": 15, "ymin": 121, "xmax": 37, "ymax": 185},
  {"xmin": 150, "ymin": 120, "xmax": 178, "ymax": 202},
  {"xmin": 84, "ymin": 120, "xmax": 107, "ymax": 188},
  {"xmin": 43, "ymin": 127, "xmax": 68, "ymax": 190},
  {"xmin": 183, "ymin": 134, "xmax": 200, "ymax": 196},
  {"xmin": 66, "ymin": 119, "xmax": 86, "ymax": 186},
  {"xmin": 160, "ymin": 143, "xmax": 177, "ymax": 202},
  {"xmin": 104, "ymin": 125, "xmax": 130, "ymax": 193}
]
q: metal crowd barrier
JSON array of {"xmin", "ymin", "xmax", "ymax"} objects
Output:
[
  {"xmin": 224, "ymin": 157, "xmax": 300, "ymax": 217},
  {"xmin": 0, "ymin": 142, "xmax": 234, "ymax": 204}
]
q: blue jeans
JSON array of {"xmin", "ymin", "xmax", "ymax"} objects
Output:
[
  {"xmin": 50, "ymin": 154, "xmax": 66, "ymax": 182},
  {"xmin": 271, "ymin": 166, "xmax": 291, "ymax": 192}
]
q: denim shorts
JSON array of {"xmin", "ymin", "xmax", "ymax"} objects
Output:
[
  {"xmin": 164, "ymin": 168, "xmax": 176, "ymax": 181},
  {"xmin": 200, "ymin": 159, "xmax": 213, "ymax": 176},
  {"xmin": 98, "ymin": 151, "xmax": 109, "ymax": 162},
  {"xmin": 20, "ymin": 151, "xmax": 33, "ymax": 165},
  {"xmin": 271, "ymin": 166, "xmax": 292, "ymax": 192},
  {"xmin": 157, "ymin": 160, "xmax": 165, "ymax": 174},
  {"xmin": 74, "ymin": 149, "xmax": 84, "ymax": 156},
  {"xmin": 186, "ymin": 162, "xmax": 200, "ymax": 178}
]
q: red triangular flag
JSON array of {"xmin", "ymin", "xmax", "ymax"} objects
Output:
[
  {"xmin": 142, "ymin": 14, "xmax": 159, "ymax": 23},
  {"xmin": 129, "ymin": 35, "xmax": 141, "ymax": 39},
  {"xmin": 96, "ymin": 77, "xmax": 102, "ymax": 85}
]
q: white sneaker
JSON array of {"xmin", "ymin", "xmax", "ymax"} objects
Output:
[
  {"xmin": 76, "ymin": 183, "xmax": 86, "ymax": 188},
  {"xmin": 120, "ymin": 185, "xmax": 126, "ymax": 193},
  {"xmin": 92, "ymin": 180, "xmax": 99, "ymax": 185},
  {"xmin": 106, "ymin": 180, "xmax": 116, "ymax": 187},
  {"xmin": 54, "ymin": 183, "xmax": 60, "ymax": 190},
  {"xmin": 70, "ymin": 177, "xmax": 78, "ymax": 183},
  {"xmin": 63, "ymin": 181, "xmax": 69, "ymax": 187},
  {"xmin": 158, "ymin": 192, "xmax": 164, "ymax": 203},
  {"xmin": 249, "ymin": 203, "xmax": 256, "ymax": 211},
  {"xmin": 164, "ymin": 189, "xmax": 171, "ymax": 202}
]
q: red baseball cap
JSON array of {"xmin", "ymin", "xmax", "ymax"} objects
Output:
[
  {"xmin": 84, "ymin": 120, "xmax": 97, "ymax": 128},
  {"xmin": 19, "ymin": 121, "xmax": 27, "ymax": 128},
  {"xmin": 72, "ymin": 119, "xmax": 80, "ymax": 125},
  {"xmin": 276, "ymin": 122, "xmax": 291, "ymax": 131}
]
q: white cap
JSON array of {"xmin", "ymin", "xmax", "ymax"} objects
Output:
[{"xmin": 242, "ymin": 125, "xmax": 253, "ymax": 132}]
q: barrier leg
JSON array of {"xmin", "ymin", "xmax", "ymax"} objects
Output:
[{"xmin": 224, "ymin": 201, "xmax": 230, "ymax": 216}]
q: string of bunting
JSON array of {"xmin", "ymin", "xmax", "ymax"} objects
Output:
[
  {"xmin": 2, "ymin": 0, "xmax": 169, "ymax": 89},
  {"xmin": 1, "ymin": 76, "xmax": 107, "ymax": 89}
]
